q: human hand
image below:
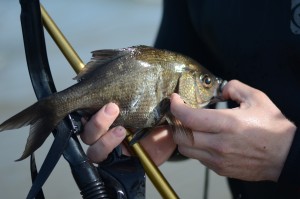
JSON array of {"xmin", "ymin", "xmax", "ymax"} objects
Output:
[
  {"xmin": 80, "ymin": 102, "xmax": 176, "ymax": 166},
  {"xmin": 170, "ymin": 80, "xmax": 297, "ymax": 182}
]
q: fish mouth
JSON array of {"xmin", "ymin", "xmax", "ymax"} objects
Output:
[{"xmin": 209, "ymin": 78, "xmax": 228, "ymax": 105}]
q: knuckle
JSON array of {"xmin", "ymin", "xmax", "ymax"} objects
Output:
[
  {"xmin": 93, "ymin": 116, "xmax": 107, "ymax": 131},
  {"xmin": 80, "ymin": 133, "xmax": 89, "ymax": 144},
  {"xmin": 172, "ymin": 130, "xmax": 192, "ymax": 146},
  {"xmin": 249, "ymin": 88, "xmax": 267, "ymax": 103},
  {"xmin": 225, "ymin": 80, "xmax": 239, "ymax": 93},
  {"xmin": 80, "ymin": 129, "xmax": 95, "ymax": 145},
  {"xmin": 173, "ymin": 133, "xmax": 185, "ymax": 145},
  {"xmin": 212, "ymin": 141, "xmax": 228, "ymax": 155},
  {"xmin": 183, "ymin": 114, "xmax": 198, "ymax": 129},
  {"xmin": 98, "ymin": 137, "xmax": 112, "ymax": 151},
  {"xmin": 217, "ymin": 120, "xmax": 229, "ymax": 133},
  {"xmin": 211, "ymin": 158, "xmax": 228, "ymax": 176},
  {"xmin": 177, "ymin": 146, "xmax": 187, "ymax": 156},
  {"xmin": 230, "ymin": 79, "xmax": 239, "ymax": 85},
  {"xmin": 87, "ymin": 146, "xmax": 108, "ymax": 163}
]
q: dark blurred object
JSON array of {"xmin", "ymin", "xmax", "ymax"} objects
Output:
[{"xmin": 19, "ymin": 0, "xmax": 145, "ymax": 198}]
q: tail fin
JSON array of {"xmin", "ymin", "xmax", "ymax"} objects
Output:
[{"xmin": 0, "ymin": 99, "xmax": 62, "ymax": 161}]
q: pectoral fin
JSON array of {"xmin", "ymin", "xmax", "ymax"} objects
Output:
[{"xmin": 166, "ymin": 113, "xmax": 194, "ymax": 144}]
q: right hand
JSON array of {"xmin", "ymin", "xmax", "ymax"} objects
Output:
[
  {"xmin": 80, "ymin": 102, "xmax": 176, "ymax": 165},
  {"xmin": 170, "ymin": 80, "xmax": 297, "ymax": 181}
]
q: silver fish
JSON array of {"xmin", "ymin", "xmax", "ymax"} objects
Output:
[{"xmin": 0, "ymin": 45, "xmax": 225, "ymax": 160}]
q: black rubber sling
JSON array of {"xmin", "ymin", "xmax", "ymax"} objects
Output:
[
  {"xmin": 19, "ymin": 1, "xmax": 146, "ymax": 199},
  {"xmin": 19, "ymin": 0, "xmax": 109, "ymax": 198}
]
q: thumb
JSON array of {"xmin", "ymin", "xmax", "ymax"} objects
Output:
[
  {"xmin": 222, "ymin": 80, "xmax": 261, "ymax": 107},
  {"xmin": 170, "ymin": 93, "xmax": 195, "ymax": 127},
  {"xmin": 170, "ymin": 93, "xmax": 227, "ymax": 133}
]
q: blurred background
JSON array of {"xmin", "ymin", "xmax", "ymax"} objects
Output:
[{"xmin": 0, "ymin": 0, "xmax": 231, "ymax": 198}]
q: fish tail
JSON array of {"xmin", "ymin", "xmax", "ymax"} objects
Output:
[{"xmin": 0, "ymin": 98, "xmax": 64, "ymax": 161}]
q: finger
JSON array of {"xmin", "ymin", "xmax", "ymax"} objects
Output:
[
  {"xmin": 222, "ymin": 80, "xmax": 265, "ymax": 107},
  {"xmin": 173, "ymin": 129, "xmax": 217, "ymax": 149},
  {"xmin": 87, "ymin": 126, "xmax": 126, "ymax": 163},
  {"xmin": 178, "ymin": 145, "xmax": 213, "ymax": 163},
  {"xmin": 178, "ymin": 144, "xmax": 225, "ymax": 175},
  {"xmin": 81, "ymin": 102, "xmax": 119, "ymax": 145},
  {"xmin": 170, "ymin": 93, "xmax": 231, "ymax": 133}
]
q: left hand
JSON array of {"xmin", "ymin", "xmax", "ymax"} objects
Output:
[
  {"xmin": 80, "ymin": 102, "xmax": 176, "ymax": 166},
  {"xmin": 170, "ymin": 80, "xmax": 297, "ymax": 182}
]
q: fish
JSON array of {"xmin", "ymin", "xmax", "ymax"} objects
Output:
[{"xmin": 0, "ymin": 45, "xmax": 226, "ymax": 160}]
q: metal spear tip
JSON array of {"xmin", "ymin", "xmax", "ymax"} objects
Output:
[
  {"xmin": 128, "ymin": 129, "xmax": 150, "ymax": 145},
  {"xmin": 209, "ymin": 78, "xmax": 228, "ymax": 105}
]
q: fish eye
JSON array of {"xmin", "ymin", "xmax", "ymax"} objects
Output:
[{"xmin": 201, "ymin": 74, "xmax": 213, "ymax": 88}]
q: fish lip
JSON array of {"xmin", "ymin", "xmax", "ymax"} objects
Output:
[{"xmin": 209, "ymin": 78, "xmax": 228, "ymax": 105}]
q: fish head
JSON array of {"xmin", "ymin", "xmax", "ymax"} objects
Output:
[{"xmin": 178, "ymin": 63, "xmax": 227, "ymax": 108}]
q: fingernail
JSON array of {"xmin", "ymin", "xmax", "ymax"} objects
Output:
[
  {"xmin": 170, "ymin": 93, "xmax": 179, "ymax": 101},
  {"xmin": 113, "ymin": 126, "xmax": 126, "ymax": 137},
  {"xmin": 104, "ymin": 103, "xmax": 118, "ymax": 115},
  {"xmin": 171, "ymin": 93, "xmax": 183, "ymax": 104}
]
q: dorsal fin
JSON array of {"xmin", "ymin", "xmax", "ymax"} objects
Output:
[{"xmin": 73, "ymin": 49, "xmax": 128, "ymax": 81}]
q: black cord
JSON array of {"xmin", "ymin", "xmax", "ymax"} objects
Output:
[
  {"xmin": 19, "ymin": 0, "xmax": 110, "ymax": 198},
  {"xmin": 203, "ymin": 167, "xmax": 209, "ymax": 199}
]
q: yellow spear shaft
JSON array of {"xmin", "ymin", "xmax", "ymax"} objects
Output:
[
  {"xmin": 40, "ymin": 4, "xmax": 84, "ymax": 74},
  {"xmin": 40, "ymin": 4, "xmax": 179, "ymax": 199}
]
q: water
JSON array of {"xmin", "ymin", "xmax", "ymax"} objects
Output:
[{"xmin": 0, "ymin": 1, "xmax": 230, "ymax": 198}]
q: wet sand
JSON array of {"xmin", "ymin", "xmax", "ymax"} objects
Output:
[{"xmin": 0, "ymin": 1, "xmax": 231, "ymax": 198}]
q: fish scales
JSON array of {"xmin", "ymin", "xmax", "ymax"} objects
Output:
[{"xmin": 0, "ymin": 45, "xmax": 225, "ymax": 160}]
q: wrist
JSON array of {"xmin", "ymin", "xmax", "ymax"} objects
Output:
[
  {"xmin": 267, "ymin": 120, "xmax": 297, "ymax": 182},
  {"xmin": 278, "ymin": 123, "xmax": 299, "ymax": 184}
]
